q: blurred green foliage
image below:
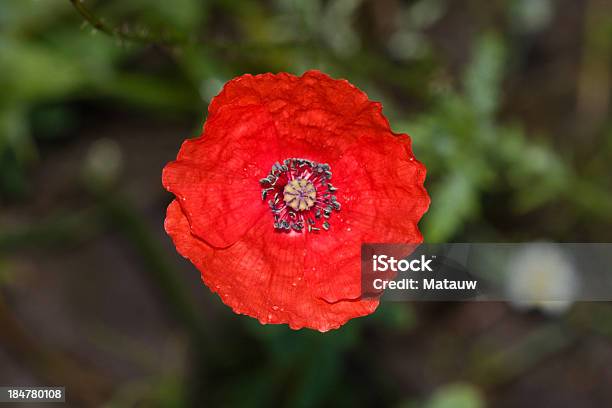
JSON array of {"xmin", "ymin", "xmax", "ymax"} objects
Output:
[
  {"xmin": 2, "ymin": 0, "xmax": 610, "ymax": 238},
  {"xmin": 406, "ymin": 34, "xmax": 570, "ymax": 241},
  {"xmin": 425, "ymin": 383, "xmax": 484, "ymax": 408}
]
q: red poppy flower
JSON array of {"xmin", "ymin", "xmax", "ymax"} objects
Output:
[{"xmin": 162, "ymin": 71, "xmax": 429, "ymax": 332}]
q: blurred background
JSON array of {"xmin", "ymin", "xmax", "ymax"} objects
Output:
[{"xmin": 1, "ymin": 0, "xmax": 612, "ymax": 406}]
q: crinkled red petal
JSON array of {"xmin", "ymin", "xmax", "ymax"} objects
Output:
[
  {"xmin": 163, "ymin": 70, "xmax": 429, "ymax": 330},
  {"xmin": 304, "ymin": 123, "xmax": 429, "ymax": 303},
  {"xmin": 162, "ymin": 105, "xmax": 280, "ymax": 248},
  {"xmin": 165, "ymin": 200, "xmax": 378, "ymax": 332}
]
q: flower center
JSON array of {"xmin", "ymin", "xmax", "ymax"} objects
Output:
[
  {"xmin": 283, "ymin": 178, "xmax": 316, "ymax": 211},
  {"xmin": 260, "ymin": 158, "xmax": 340, "ymax": 233}
]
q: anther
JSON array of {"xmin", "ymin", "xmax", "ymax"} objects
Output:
[{"xmin": 261, "ymin": 158, "xmax": 340, "ymax": 233}]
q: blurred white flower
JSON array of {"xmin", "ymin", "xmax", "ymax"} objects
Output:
[
  {"xmin": 83, "ymin": 138, "xmax": 123, "ymax": 188},
  {"xmin": 506, "ymin": 243, "xmax": 578, "ymax": 314}
]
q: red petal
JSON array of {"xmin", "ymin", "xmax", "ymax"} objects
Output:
[
  {"xmin": 210, "ymin": 71, "xmax": 386, "ymax": 161},
  {"xmin": 163, "ymin": 71, "xmax": 429, "ymax": 329},
  {"xmin": 162, "ymin": 105, "xmax": 280, "ymax": 248},
  {"xmin": 305, "ymin": 126, "xmax": 429, "ymax": 303},
  {"xmin": 165, "ymin": 200, "xmax": 378, "ymax": 331}
]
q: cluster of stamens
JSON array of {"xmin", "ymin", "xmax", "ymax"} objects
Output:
[{"xmin": 260, "ymin": 158, "xmax": 340, "ymax": 233}]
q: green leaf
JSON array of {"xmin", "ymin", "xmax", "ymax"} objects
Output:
[
  {"xmin": 426, "ymin": 383, "xmax": 484, "ymax": 408},
  {"xmin": 463, "ymin": 34, "xmax": 506, "ymax": 119},
  {"xmin": 423, "ymin": 173, "xmax": 478, "ymax": 242}
]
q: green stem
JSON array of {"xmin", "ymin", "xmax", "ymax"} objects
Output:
[{"xmin": 68, "ymin": 0, "xmax": 183, "ymax": 45}]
